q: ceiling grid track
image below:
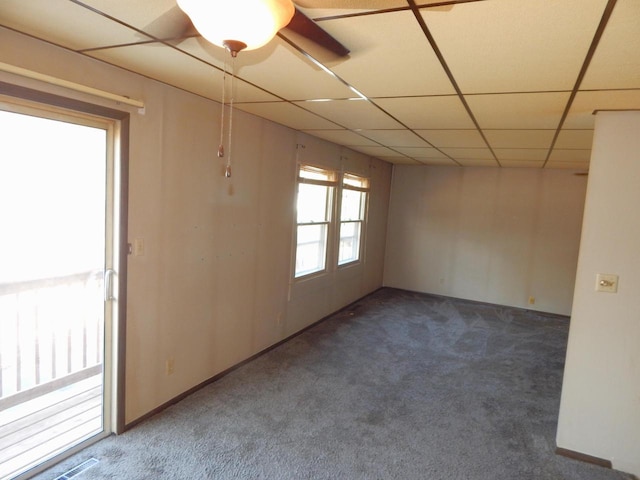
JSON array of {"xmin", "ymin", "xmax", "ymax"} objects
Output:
[
  {"xmin": 3, "ymin": 0, "xmax": 636, "ymax": 169},
  {"xmin": 314, "ymin": 0, "xmax": 486, "ymax": 23},
  {"xmin": 542, "ymin": 0, "xmax": 619, "ymax": 168},
  {"xmin": 72, "ymin": 0, "xmax": 444, "ymax": 166},
  {"xmin": 277, "ymin": 31, "xmax": 463, "ymax": 166},
  {"xmin": 407, "ymin": 0, "xmax": 502, "ymax": 167}
]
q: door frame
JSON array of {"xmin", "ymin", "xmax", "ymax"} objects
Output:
[{"xmin": 0, "ymin": 80, "xmax": 129, "ymax": 436}]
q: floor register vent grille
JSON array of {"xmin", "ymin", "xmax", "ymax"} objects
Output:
[{"xmin": 53, "ymin": 458, "xmax": 99, "ymax": 480}]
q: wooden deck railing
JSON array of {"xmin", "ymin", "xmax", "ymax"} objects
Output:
[{"xmin": 0, "ymin": 270, "xmax": 104, "ymax": 407}]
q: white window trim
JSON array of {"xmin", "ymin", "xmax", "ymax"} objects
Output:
[
  {"xmin": 293, "ymin": 164, "xmax": 338, "ymax": 279},
  {"xmin": 293, "ymin": 165, "xmax": 370, "ymax": 281},
  {"xmin": 337, "ymin": 172, "xmax": 369, "ymax": 268}
]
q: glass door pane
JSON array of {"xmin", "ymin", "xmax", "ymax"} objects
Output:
[{"xmin": 0, "ymin": 107, "xmax": 110, "ymax": 480}]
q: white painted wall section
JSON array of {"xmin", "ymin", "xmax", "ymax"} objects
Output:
[
  {"xmin": 384, "ymin": 166, "xmax": 587, "ymax": 315},
  {"xmin": 556, "ymin": 111, "xmax": 640, "ymax": 477}
]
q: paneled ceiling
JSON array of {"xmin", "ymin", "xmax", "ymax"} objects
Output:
[{"xmin": 1, "ymin": 0, "xmax": 639, "ymax": 169}]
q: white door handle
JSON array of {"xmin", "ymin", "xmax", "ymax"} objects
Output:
[{"xmin": 104, "ymin": 269, "xmax": 115, "ymax": 301}]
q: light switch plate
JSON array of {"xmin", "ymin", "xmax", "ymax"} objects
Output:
[
  {"xmin": 595, "ymin": 273, "xmax": 618, "ymax": 293},
  {"xmin": 133, "ymin": 238, "xmax": 145, "ymax": 256}
]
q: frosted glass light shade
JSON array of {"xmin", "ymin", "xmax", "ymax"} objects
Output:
[{"xmin": 177, "ymin": 0, "xmax": 295, "ymax": 51}]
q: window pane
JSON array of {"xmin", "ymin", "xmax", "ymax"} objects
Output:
[
  {"xmin": 341, "ymin": 189, "xmax": 365, "ymax": 221},
  {"xmin": 300, "ymin": 166, "xmax": 333, "ymax": 182},
  {"xmin": 295, "ymin": 224, "xmax": 328, "ymax": 277},
  {"xmin": 338, "ymin": 221, "xmax": 361, "ymax": 265},
  {"xmin": 343, "ymin": 173, "xmax": 368, "ymax": 189},
  {"xmin": 297, "ymin": 183, "xmax": 331, "ymax": 223}
]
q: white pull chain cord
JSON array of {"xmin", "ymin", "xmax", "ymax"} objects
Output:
[
  {"xmin": 225, "ymin": 54, "xmax": 236, "ymax": 178},
  {"xmin": 218, "ymin": 55, "xmax": 227, "ymax": 159}
]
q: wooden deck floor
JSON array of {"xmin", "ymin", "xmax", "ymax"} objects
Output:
[{"xmin": 0, "ymin": 375, "xmax": 102, "ymax": 480}]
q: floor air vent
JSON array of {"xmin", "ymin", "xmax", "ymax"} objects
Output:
[{"xmin": 53, "ymin": 458, "xmax": 99, "ymax": 480}]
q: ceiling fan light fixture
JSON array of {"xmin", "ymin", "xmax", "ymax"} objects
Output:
[{"xmin": 177, "ymin": 0, "xmax": 295, "ymax": 52}]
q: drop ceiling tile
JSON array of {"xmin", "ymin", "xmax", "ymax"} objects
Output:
[
  {"xmin": 294, "ymin": 99, "xmax": 403, "ymax": 129},
  {"xmin": 302, "ymin": 129, "xmax": 378, "ymax": 146},
  {"xmin": 581, "ymin": 0, "xmax": 640, "ymax": 90},
  {"xmin": 395, "ymin": 147, "xmax": 448, "ymax": 159},
  {"xmin": 564, "ymin": 90, "xmax": 640, "ymax": 128},
  {"xmin": 218, "ymin": 79, "xmax": 280, "ymax": 103},
  {"xmin": 295, "ymin": 1, "xmax": 409, "ymax": 19},
  {"xmin": 375, "ymin": 96, "xmax": 475, "ymax": 129},
  {"xmin": 76, "ymin": 0, "xmax": 183, "ymax": 38},
  {"xmin": 422, "ymin": 0, "xmax": 608, "ymax": 93},
  {"xmin": 87, "ymin": 44, "xmax": 277, "ymax": 103},
  {"xmin": 555, "ymin": 130, "xmax": 595, "ymax": 149},
  {"xmin": 483, "ymin": 129, "xmax": 555, "ymax": 149},
  {"xmin": 382, "ymin": 157, "xmax": 422, "ymax": 165},
  {"xmin": 548, "ymin": 149, "xmax": 592, "ymax": 162},
  {"xmin": 440, "ymin": 148, "xmax": 494, "ymax": 160},
  {"xmin": 419, "ymin": 1, "xmax": 463, "ymax": 10},
  {"xmin": 174, "ymin": 37, "xmax": 357, "ymax": 101},
  {"xmin": 0, "ymin": 0, "xmax": 150, "ymax": 50},
  {"xmin": 322, "ymin": 11, "xmax": 455, "ymax": 97},
  {"xmin": 415, "ymin": 129, "xmax": 486, "ymax": 148},
  {"xmin": 500, "ymin": 160, "xmax": 546, "ymax": 168},
  {"xmin": 236, "ymin": 102, "xmax": 340, "ymax": 130},
  {"xmin": 466, "ymin": 92, "xmax": 570, "ymax": 129},
  {"xmin": 456, "ymin": 159, "xmax": 501, "ymax": 167},
  {"xmin": 359, "ymin": 130, "xmax": 433, "ymax": 147},
  {"xmin": 235, "ymin": 40, "xmax": 357, "ymax": 101},
  {"xmin": 415, "ymin": 158, "xmax": 459, "ymax": 166},
  {"xmin": 545, "ymin": 161, "xmax": 590, "ymax": 170},
  {"xmin": 169, "ymin": 37, "xmax": 226, "ymax": 69},
  {"xmin": 494, "ymin": 149, "xmax": 548, "ymax": 161},
  {"xmin": 348, "ymin": 145, "xmax": 404, "ymax": 158}
]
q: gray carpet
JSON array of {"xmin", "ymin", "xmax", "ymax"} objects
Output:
[{"xmin": 35, "ymin": 288, "xmax": 634, "ymax": 479}]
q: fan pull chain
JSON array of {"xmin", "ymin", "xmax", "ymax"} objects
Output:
[
  {"xmin": 218, "ymin": 55, "xmax": 227, "ymax": 159},
  {"xmin": 225, "ymin": 53, "xmax": 236, "ymax": 178}
]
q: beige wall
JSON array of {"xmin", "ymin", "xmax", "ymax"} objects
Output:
[
  {"xmin": 556, "ymin": 111, "xmax": 640, "ymax": 476},
  {"xmin": 384, "ymin": 166, "xmax": 587, "ymax": 315},
  {"xmin": 0, "ymin": 29, "xmax": 392, "ymax": 424}
]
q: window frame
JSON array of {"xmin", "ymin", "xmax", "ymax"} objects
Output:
[
  {"xmin": 293, "ymin": 165, "xmax": 337, "ymax": 279},
  {"xmin": 293, "ymin": 165, "xmax": 370, "ymax": 281},
  {"xmin": 337, "ymin": 172, "xmax": 369, "ymax": 267}
]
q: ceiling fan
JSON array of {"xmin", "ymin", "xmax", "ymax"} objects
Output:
[
  {"xmin": 154, "ymin": 0, "xmax": 349, "ymax": 57},
  {"xmin": 150, "ymin": 0, "xmax": 349, "ymax": 178}
]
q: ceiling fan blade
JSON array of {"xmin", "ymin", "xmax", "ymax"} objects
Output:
[{"xmin": 284, "ymin": 8, "xmax": 350, "ymax": 57}]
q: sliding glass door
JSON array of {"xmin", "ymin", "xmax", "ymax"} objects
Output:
[{"xmin": 0, "ymin": 103, "xmax": 117, "ymax": 480}]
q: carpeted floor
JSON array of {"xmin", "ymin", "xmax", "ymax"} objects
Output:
[{"xmin": 34, "ymin": 288, "xmax": 634, "ymax": 479}]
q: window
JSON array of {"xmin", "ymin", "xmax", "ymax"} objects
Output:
[
  {"xmin": 294, "ymin": 166, "xmax": 369, "ymax": 278},
  {"xmin": 294, "ymin": 166, "xmax": 336, "ymax": 277},
  {"xmin": 338, "ymin": 173, "xmax": 369, "ymax": 265}
]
